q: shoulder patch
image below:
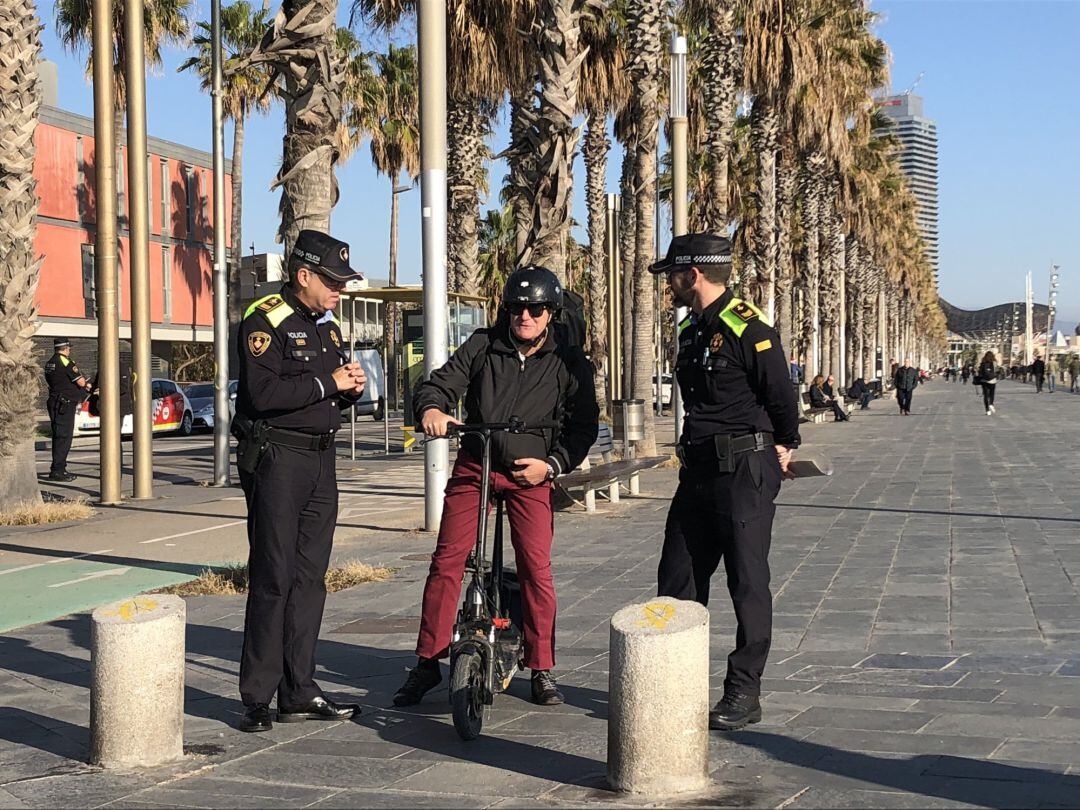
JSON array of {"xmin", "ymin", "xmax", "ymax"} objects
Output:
[
  {"xmin": 732, "ymin": 302, "xmax": 758, "ymax": 322},
  {"xmin": 257, "ymin": 295, "xmax": 283, "ymax": 312},
  {"xmin": 248, "ymin": 331, "xmax": 272, "ymax": 357},
  {"xmin": 754, "ymin": 339, "xmax": 773, "ymax": 353},
  {"xmin": 59, "ymin": 355, "xmax": 70, "ymax": 367}
]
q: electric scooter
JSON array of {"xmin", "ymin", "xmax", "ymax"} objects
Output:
[{"xmin": 442, "ymin": 417, "xmax": 556, "ymax": 740}]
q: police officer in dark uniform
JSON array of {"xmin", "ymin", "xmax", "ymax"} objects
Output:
[
  {"xmin": 234, "ymin": 229, "xmax": 368, "ymax": 733},
  {"xmin": 44, "ymin": 338, "xmax": 92, "ymax": 482},
  {"xmin": 650, "ymin": 233, "xmax": 800, "ymax": 731}
]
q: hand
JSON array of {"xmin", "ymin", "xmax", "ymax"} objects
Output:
[
  {"xmin": 332, "ymin": 363, "xmax": 365, "ymax": 394},
  {"xmin": 511, "ymin": 457, "xmax": 550, "ymax": 487},
  {"xmin": 775, "ymin": 445, "xmax": 795, "ymax": 480},
  {"xmin": 420, "ymin": 408, "xmax": 463, "ymax": 438}
]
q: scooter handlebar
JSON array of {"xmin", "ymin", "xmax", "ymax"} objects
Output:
[{"xmin": 447, "ymin": 418, "xmax": 559, "ymax": 435}]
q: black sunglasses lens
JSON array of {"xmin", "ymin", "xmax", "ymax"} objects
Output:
[{"xmin": 510, "ymin": 303, "xmax": 546, "ymax": 317}]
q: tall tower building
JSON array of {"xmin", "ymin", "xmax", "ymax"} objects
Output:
[{"xmin": 877, "ymin": 93, "xmax": 940, "ymax": 286}]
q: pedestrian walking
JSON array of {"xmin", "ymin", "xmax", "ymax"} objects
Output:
[
  {"xmin": 391, "ymin": 266, "xmax": 599, "ymax": 709},
  {"xmin": 977, "ymin": 351, "xmax": 999, "ymax": 415},
  {"xmin": 43, "ymin": 338, "xmax": 92, "ymax": 481},
  {"xmin": 893, "ymin": 358, "xmax": 918, "ymax": 415},
  {"xmin": 650, "ymin": 233, "xmax": 800, "ymax": 732},
  {"xmin": 232, "ymin": 229, "xmax": 368, "ymax": 733},
  {"xmin": 1032, "ymin": 354, "xmax": 1046, "ymax": 393}
]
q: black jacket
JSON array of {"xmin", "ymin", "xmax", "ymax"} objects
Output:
[
  {"xmin": 236, "ymin": 285, "xmax": 361, "ymax": 434},
  {"xmin": 808, "ymin": 385, "xmax": 829, "ymax": 408},
  {"xmin": 894, "ymin": 366, "xmax": 918, "ymax": 391},
  {"xmin": 44, "ymin": 352, "xmax": 87, "ymax": 401},
  {"xmin": 1032, "ymin": 359, "xmax": 1046, "ymax": 376},
  {"xmin": 413, "ymin": 321, "xmax": 599, "ymax": 475},
  {"xmin": 848, "ymin": 379, "xmax": 867, "ymax": 398},
  {"xmin": 978, "ymin": 360, "xmax": 999, "ymax": 384}
]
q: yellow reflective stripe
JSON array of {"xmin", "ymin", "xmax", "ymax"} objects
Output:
[
  {"xmin": 59, "ymin": 355, "xmax": 70, "ymax": 367},
  {"xmin": 678, "ymin": 316, "xmax": 693, "ymax": 333},
  {"xmin": 265, "ymin": 304, "xmax": 293, "ymax": 328},
  {"xmin": 244, "ymin": 294, "xmax": 277, "ymax": 319}
]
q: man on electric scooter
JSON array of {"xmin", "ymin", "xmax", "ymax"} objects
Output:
[{"xmin": 394, "ymin": 266, "xmax": 599, "ymax": 708}]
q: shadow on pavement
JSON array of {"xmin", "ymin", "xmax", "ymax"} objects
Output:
[
  {"xmin": 0, "ymin": 543, "xmax": 212, "ymax": 578},
  {"xmin": 729, "ymin": 731, "xmax": 1078, "ymax": 808},
  {"xmin": 775, "ymin": 502, "xmax": 1080, "ymax": 524}
]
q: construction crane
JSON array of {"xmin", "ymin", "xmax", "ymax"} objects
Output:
[{"xmin": 904, "ymin": 72, "xmax": 925, "ymax": 96}]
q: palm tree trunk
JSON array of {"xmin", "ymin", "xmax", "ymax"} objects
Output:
[
  {"xmin": 799, "ymin": 152, "xmax": 825, "ymax": 377},
  {"xmin": 618, "ymin": 137, "xmax": 636, "ymax": 400},
  {"xmin": 750, "ymin": 98, "xmax": 778, "ymax": 317},
  {"xmin": 699, "ymin": 1, "xmax": 738, "ymax": 233},
  {"xmin": 626, "ymin": 0, "xmax": 662, "ymax": 456},
  {"xmin": 584, "ymin": 110, "xmax": 609, "ymax": 418},
  {"xmin": 775, "ymin": 143, "xmax": 795, "ymax": 355},
  {"xmin": 447, "ymin": 96, "xmax": 487, "ymax": 295},
  {"xmin": 0, "ymin": 0, "xmax": 44, "ymax": 510},
  {"xmin": 227, "ymin": 110, "xmax": 245, "ymax": 377},
  {"xmin": 508, "ymin": 88, "xmax": 536, "ymax": 257}
]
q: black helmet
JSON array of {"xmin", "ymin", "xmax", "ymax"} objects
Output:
[{"xmin": 502, "ymin": 265, "xmax": 563, "ymax": 312}]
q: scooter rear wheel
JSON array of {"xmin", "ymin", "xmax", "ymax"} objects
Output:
[{"xmin": 450, "ymin": 649, "xmax": 485, "ymax": 740}]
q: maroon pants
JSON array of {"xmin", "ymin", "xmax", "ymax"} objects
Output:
[{"xmin": 416, "ymin": 453, "xmax": 557, "ymax": 670}]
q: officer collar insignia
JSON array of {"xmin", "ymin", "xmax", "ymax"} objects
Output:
[
  {"xmin": 248, "ymin": 331, "xmax": 272, "ymax": 357},
  {"xmin": 732, "ymin": 302, "xmax": 758, "ymax": 322},
  {"xmin": 258, "ymin": 296, "xmax": 282, "ymax": 313},
  {"xmin": 709, "ymin": 333, "xmax": 724, "ymax": 355},
  {"xmin": 330, "ymin": 330, "xmax": 341, "ymax": 347}
]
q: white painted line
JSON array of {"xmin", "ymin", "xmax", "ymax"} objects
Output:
[
  {"xmin": 139, "ymin": 520, "xmax": 246, "ymax": 545},
  {"xmin": 0, "ymin": 549, "xmax": 114, "ymax": 577},
  {"xmin": 49, "ymin": 567, "xmax": 131, "ymax": 588}
]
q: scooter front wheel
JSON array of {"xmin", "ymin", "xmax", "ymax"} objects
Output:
[{"xmin": 450, "ymin": 649, "xmax": 485, "ymax": 740}]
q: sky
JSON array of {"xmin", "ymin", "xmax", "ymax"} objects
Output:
[{"xmin": 37, "ymin": 0, "xmax": 1080, "ymax": 331}]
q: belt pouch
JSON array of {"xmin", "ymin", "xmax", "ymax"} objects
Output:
[{"xmin": 713, "ymin": 434, "xmax": 735, "ymax": 474}]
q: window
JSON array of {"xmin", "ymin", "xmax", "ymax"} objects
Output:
[
  {"xmin": 151, "ymin": 380, "xmax": 164, "ymax": 399},
  {"xmin": 117, "ymin": 159, "xmax": 126, "ymax": 225},
  {"xmin": 184, "ymin": 165, "xmax": 195, "ymax": 235},
  {"xmin": 161, "ymin": 246, "xmax": 171, "ymax": 322},
  {"xmin": 160, "ymin": 159, "xmax": 169, "ymax": 235},
  {"xmin": 81, "ymin": 243, "xmax": 95, "ymax": 318},
  {"xmin": 76, "ymin": 136, "xmax": 85, "ymax": 222}
]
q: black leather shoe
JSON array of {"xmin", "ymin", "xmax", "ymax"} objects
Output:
[
  {"xmin": 47, "ymin": 472, "xmax": 77, "ymax": 482},
  {"xmin": 709, "ymin": 692, "xmax": 761, "ymax": 731},
  {"xmin": 276, "ymin": 695, "xmax": 359, "ymax": 722},
  {"xmin": 239, "ymin": 704, "xmax": 272, "ymax": 733},
  {"xmin": 531, "ymin": 670, "xmax": 564, "ymax": 706},
  {"xmin": 392, "ymin": 661, "xmax": 442, "ymax": 707}
]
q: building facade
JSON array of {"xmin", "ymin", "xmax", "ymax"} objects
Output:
[
  {"xmin": 877, "ymin": 93, "xmax": 940, "ymax": 286},
  {"xmin": 33, "ymin": 102, "xmax": 232, "ymax": 381}
]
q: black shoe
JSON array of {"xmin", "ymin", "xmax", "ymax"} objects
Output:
[
  {"xmin": 392, "ymin": 660, "xmax": 442, "ymax": 707},
  {"xmin": 709, "ymin": 692, "xmax": 762, "ymax": 731},
  {"xmin": 239, "ymin": 704, "xmax": 272, "ymax": 733},
  {"xmin": 531, "ymin": 670, "xmax": 564, "ymax": 706},
  {"xmin": 47, "ymin": 472, "xmax": 77, "ymax": 482},
  {"xmin": 276, "ymin": 695, "xmax": 359, "ymax": 722}
]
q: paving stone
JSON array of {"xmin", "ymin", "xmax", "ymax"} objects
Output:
[
  {"xmin": 991, "ymin": 739, "xmax": 1080, "ymax": 767},
  {"xmin": 213, "ymin": 752, "xmax": 432, "ymax": 788},
  {"xmin": 801, "ymin": 727, "xmax": 1003, "ymax": 758},
  {"xmin": 786, "ymin": 707, "xmax": 936, "ymax": 732}
]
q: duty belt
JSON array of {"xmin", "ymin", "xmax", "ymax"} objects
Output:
[
  {"xmin": 678, "ymin": 431, "xmax": 774, "ymax": 473},
  {"xmin": 266, "ymin": 426, "xmax": 335, "ymax": 451}
]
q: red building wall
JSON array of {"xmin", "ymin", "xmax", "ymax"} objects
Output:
[{"xmin": 32, "ymin": 113, "xmax": 232, "ymax": 331}]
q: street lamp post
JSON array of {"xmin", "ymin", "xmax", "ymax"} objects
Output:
[
  {"xmin": 1046, "ymin": 264, "xmax": 1060, "ymax": 379},
  {"xmin": 669, "ymin": 32, "xmax": 688, "ymax": 441},
  {"xmin": 210, "ymin": 0, "xmax": 230, "ymax": 486}
]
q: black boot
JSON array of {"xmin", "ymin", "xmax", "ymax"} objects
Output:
[
  {"xmin": 239, "ymin": 704, "xmax": 272, "ymax": 733},
  {"xmin": 392, "ymin": 658, "xmax": 442, "ymax": 707},
  {"xmin": 709, "ymin": 692, "xmax": 762, "ymax": 731},
  {"xmin": 531, "ymin": 670, "xmax": 564, "ymax": 706}
]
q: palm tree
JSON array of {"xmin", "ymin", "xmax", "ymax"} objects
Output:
[
  {"xmin": 624, "ymin": 0, "xmax": 663, "ymax": 456},
  {"xmin": 233, "ymin": 0, "xmax": 341, "ymax": 256},
  {"xmin": 477, "ymin": 205, "xmax": 517, "ymax": 320},
  {"xmin": 0, "ymin": 0, "xmax": 45, "ymax": 510},
  {"xmin": 516, "ymin": 0, "xmax": 599, "ymax": 281},
  {"xmin": 178, "ymin": 0, "xmax": 272, "ymax": 368},
  {"xmin": 579, "ymin": 3, "xmax": 627, "ymax": 416},
  {"xmin": 368, "ymin": 43, "xmax": 419, "ymax": 408}
]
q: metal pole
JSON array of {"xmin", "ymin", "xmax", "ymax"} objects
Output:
[
  {"xmin": 210, "ymin": 0, "xmax": 230, "ymax": 485},
  {"xmin": 1025, "ymin": 271, "xmax": 1033, "ymax": 365},
  {"xmin": 419, "ymin": 0, "xmax": 449, "ymax": 531},
  {"xmin": 670, "ymin": 33, "xmax": 689, "ymax": 442},
  {"xmin": 349, "ymin": 297, "xmax": 356, "ymax": 461},
  {"xmin": 92, "ymin": 0, "xmax": 121, "ymax": 505},
  {"xmin": 654, "ymin": 139, "xmax": 662, "ymax": 416},
  {"xmin": 382, "ymin": 342, "xmax": 390, "ymax": 455},
  {"xmin": 124, "ymin": 0, "xmax": 152, "ymax": 499}
]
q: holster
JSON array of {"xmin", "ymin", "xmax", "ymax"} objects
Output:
[
  {"xmin": 678, "ymin": 432, "xmax": 774, "ymax": 475},
  {"xmin": 231, "ymin": 413, "xmax": 270, "ymax": 475}
]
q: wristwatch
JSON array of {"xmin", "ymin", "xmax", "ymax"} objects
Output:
[{"xmin": 545, "ymin": 462, "xmax": 556, "ymax": 481}]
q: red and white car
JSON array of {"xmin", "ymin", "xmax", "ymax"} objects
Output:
[{"xmin": 75, "ymin": 378, "xmax": 195, "ymax": 437}]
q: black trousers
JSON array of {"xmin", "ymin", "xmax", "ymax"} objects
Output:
[
  {"xmin": 239, "ymin": 442, "xmax": 338, "ymax": 708},
  {"xmin": 982, "ymin": 383, "xmax": 996, "ymax": 410},
  {"xmin": 46, "ymin": 396, "xmax": 76, "ymax": 475},
  {"xmin": 896, "ymin": 388, "xmax": 913, "ymax": 412},
  {"xmin": 657, "ymin": 449, "xmax": 782, "ymax": 696},
  {"xmin": 1035, "ymin": 374, "xmax": 1044, "ymax": 393}
]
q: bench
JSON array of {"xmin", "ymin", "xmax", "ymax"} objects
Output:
[
  {"xmin": 800, "ymin": 391, "xmax": 830, "ymax": 423},
  {"xmin": 555, "ymin": 423, "xmax": 668, "ymax": 512}
]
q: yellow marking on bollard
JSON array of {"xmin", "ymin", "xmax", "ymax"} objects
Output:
[
  {"xmin": 101, "ymin": 596, "xmax": 159, "ymax": 622},
  {"xmin": 635, "ymin": 601, "xmax": 676, "ymax": 630}
]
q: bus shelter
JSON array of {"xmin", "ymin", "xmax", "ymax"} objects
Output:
[{"xmin": 338, "ymin": 286, "xmax": 488, "ymax": 457}]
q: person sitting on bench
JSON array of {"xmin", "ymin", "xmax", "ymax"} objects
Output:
[
  {"xmin": 847, "ymin": 377, "xmax": 873, "ymax": 410},
  {"xmin": 392, "ymin": 266, "xmax": 598, "ymax": 709},
  {"xmin": 809, "ymin": 374, "xmax": 849, "ymax": 422}
]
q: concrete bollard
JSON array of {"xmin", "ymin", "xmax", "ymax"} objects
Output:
[
  {"xmin": 90, "ymin": 595, "xmax": 186, "ymax": 768},
  {"xmin": 607, "ymin": 597, "xmax": 710, "ymax": 795}
]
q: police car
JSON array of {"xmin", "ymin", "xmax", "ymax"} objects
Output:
[{"xmin": 75, "ymin": 378, "xmax": 196, "ymax": 437}]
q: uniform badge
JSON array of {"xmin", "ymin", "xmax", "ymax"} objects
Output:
[
  {"xmin": 329, "ymin": 330, "xmax": 340, "ymax": 347},
  {"xmin": 71, "ymin": 365, "xmax": 80, "ymax": 375},
  {"xmin": 709, "ymin": 333, "xmax": 724, "ymax": 355},
  {"xmin": 732, "ymin": 302, "xmax": 758, "ymax": 322},
  {"xmin": 248, "ymin": 331, "xmax": 272, "ymax": 357},
  {"xmin": 755, "ymin": 339, "xmax": 773, "ymax": 353},
  {"xmin": 257, "ymin": 296, "xmax": 282, "ymax": 313}
]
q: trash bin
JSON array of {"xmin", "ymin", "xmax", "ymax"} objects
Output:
[{"xmin": 613, "ymin": 399, "xmax": 645, "ymax": 443}]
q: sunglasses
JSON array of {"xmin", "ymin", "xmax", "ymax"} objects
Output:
[
  {"xmin": 507, "ymin": 303, "xmax": 548, "ymax": 318},
  {"xmin": 306, "ymin": 269, "xmax": 346, "ymax": 291}
]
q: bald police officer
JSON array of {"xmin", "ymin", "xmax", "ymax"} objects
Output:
[
  {"xmin": 651, "ymin": 233, "xmax": 800, "ymax": 731},
  {"xmin": 234, "ymin": 230, "xmax": 368, "ymax": 733},
  {"xmin": 44, "ymin": 338, "xmax": 92, "ymax": 482}
]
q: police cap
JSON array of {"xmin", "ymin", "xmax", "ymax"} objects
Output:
[
  {"xmin": 648, "ymin": 233, "xmax": 733, "ymax": 275},
  {"xmin": 54, "ymin": 337, "xmax": 71, "ymax": 349},
  {"xmin": 290, "ymin": 229, "xmax": 364, "ymax": 283}
]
